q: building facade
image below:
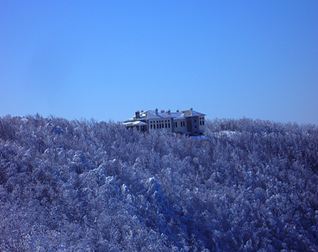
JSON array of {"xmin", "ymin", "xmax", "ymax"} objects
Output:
[{"xmin": 123, "ymin": 108, "xmax": 205, "ymax": 135}]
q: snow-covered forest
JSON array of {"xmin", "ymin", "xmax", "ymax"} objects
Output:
[{"xmin": 0, "ymin": 115, "xmax": 318, "ymax": 251}]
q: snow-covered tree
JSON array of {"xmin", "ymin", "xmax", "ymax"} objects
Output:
[{"xmin": 0, "ymin": 115, "xmax": 317, "ymax": 251}]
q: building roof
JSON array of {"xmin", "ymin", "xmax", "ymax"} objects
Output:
[
  {"xmin": 134, "ymin": 109, "xmax": 205, "ymax": 121},
  {"xmin": 140, "ymin": 110, "xmax": 162, "ymax": 120},
  {"xmin": 123, "ymin": 120, "xmax": 147, "ymax": 126},
  {"xmin": 182, "ymin": 109, "xmax": 205, "ymax": 117}
]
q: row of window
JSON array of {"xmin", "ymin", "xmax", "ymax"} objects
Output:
[
  {"xmin": 151, "ymin": 120, "xmax": 170, "ymax": 124},
  {"xmin": 174, "ymin": 121, "xmax": 186, "ymax": 128},
  {"xmin": 150, "ymin": 120, "xmax": 171, "ymax": 129},
  {"xmin": 149, "ymin": 118, "xmax": 205, "ymax": 129}
]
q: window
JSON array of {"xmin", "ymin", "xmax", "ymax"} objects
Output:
[
  {"xmin": 199, "ymin": 117, "xmax": 205, "ymax": 126},
  {"xmin": 175, "ymin": 122, "xmax": 178, "ymax": 128}
]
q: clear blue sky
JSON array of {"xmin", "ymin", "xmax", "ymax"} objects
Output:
[{"xmin": 1, "ymin": 0, "xmax": 317, "ymax": 124}]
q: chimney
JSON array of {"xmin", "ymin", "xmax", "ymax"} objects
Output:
[
  {"xmin": 135, "ymin": 111, "xmax": 140, "ymax": 118},
  {"xmin": 155, "ymin": 108, "xmax": 158, "ymax": 115},
  {"xmin": 167, "ymin": 110, "xmax": 171, "ymax": 114}
]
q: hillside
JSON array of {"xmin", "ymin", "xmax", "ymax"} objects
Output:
[{"xmin": 0, "ymin": 115, "xmax": 318, "ymax": 251}]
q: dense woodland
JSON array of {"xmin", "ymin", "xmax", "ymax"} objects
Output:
[{"xmin": 0, "ymin": 115, "xmax": 318, "ymax": 251}]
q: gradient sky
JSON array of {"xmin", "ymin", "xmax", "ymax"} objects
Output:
[{"xmin": 0, "ymin": 0, "xmax": 317, "ymax": 124}]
